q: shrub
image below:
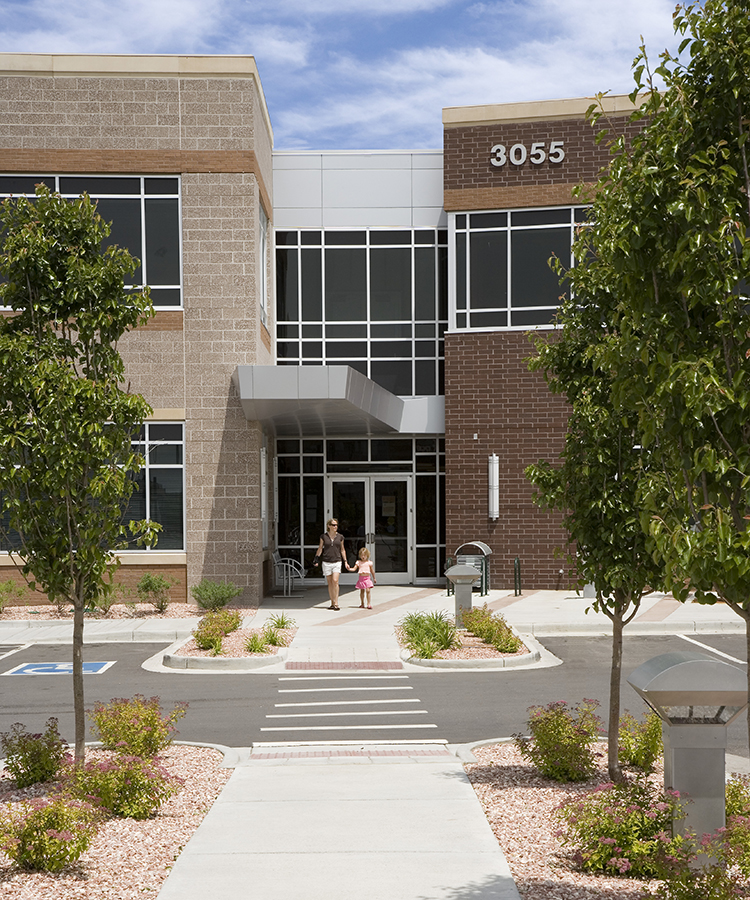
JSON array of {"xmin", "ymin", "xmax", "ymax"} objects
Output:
[
  {"xmin": 64, "ymin": 754, "xmax": 181, "ymax": 820},
  {"xmin": 618, "ymin": 709, "xmax": 663, "ymax": 772},
  {"xmin": 88, "ymin": 695, "xmax": 187, "ymax": 757},
  {"xmin": 245, "ymin": 631, "xmax": 271, "ymax": 653},
  {"xmin": 514, "ymin": 699, "xmax": 602, "ymax": 782},
  {"xmin": 726, "ymin": 774, "xmax": 750, "ymax": 819},
  {"xmin": 1, "ymin": 718, "xmax": 70, "ymax": 787},
  {"xmin": 193, "ymin": 609, "xmax": 242, "ymax": 655},
  {"xmin": 85, "ymin": 587, "xmax": 117, "ymax": 617},
  {"xmin": 554, "ymin": 777, "xmax": 688, "ymax": 878},
  {"xmin": 650, "ymin": 863, "xmax": 744, "ymax": 900},
  {"xmin": 136, "ymin": 573, "xmax": 176, "ymax": 613},
  {"xmin": 398, "ymin": 610, "xmax": 460, "ymax": 656},
  {"xmin": 0, "ymin": 796, "xmax": 99, "ymax": 872},
  {"xmin": 190, "ymin": 580, "xmax": 241, "ymax": 611},
  {"xmin": 267, "ymin": 612, "xmax": 296, "ymax": 630},
  {"xmin": 0, "ymin": 579, "xmax": 30, "ymax": 612},
  {"xmin": 461, "ymin": 604, "xmax": 522, "ymax": 653},
  {"xmin": 262, "ymin": 626, "xmax": 289, "ymax": 647}
]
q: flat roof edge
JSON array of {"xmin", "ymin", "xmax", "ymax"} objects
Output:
[
  {"xmin": 0, "ymin": 52, "xmax": 261, "ymax": 79},
  {"xmin": 442, "ymin": 93, "xmax": 645, "ymax": 127}
]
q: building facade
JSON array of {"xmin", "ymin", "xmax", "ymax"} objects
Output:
[{"xmin": 0, "ymin": 53, "xmax": 638, "ymax": 600}]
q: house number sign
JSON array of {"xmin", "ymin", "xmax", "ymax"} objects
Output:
[{"xmin": 490, "ymin": 141, "xmax": 565, "ymax": 167}]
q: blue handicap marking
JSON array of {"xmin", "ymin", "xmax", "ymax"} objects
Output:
[{"xmin": 3, "ymin": 661, "xmax": 115, "ymax": 676}]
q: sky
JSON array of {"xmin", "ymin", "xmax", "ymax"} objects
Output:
[{"xmin": 0, "ymin": 0, "xmax": 682, "ymax": 150}]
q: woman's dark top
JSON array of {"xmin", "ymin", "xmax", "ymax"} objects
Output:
[{"xmin": 320, "ymin": 532, "xmax": 345, "ymax": 563}]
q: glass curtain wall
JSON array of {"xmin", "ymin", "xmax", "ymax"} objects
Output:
[
  {"xmin": 276, "ymin": 437, "xmax": 445, "ymax": 580},
  {"xmin": 276, "ymin": 229, "xmax": 448, "ymax": 397},
  {"xmin": 453, "ymin": 206, "xmax": 588, "ymax": 329}
]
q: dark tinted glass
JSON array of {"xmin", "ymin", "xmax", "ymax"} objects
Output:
[
  {"xmin": 370, "ymin": 341, "xmax": 411, "ymax": 358},
  {"xmin": 301, "ymin": 324, "xmax": 322, "ymax": 337},
  {"xmin": 417, "ymin": 547, "xmax": 438, "ymax": 578},
  {"xmin": 437, "ymin": 247, "xmax": 448, "ymax": 319},
  {"xmin": 370, "ymin": 248, "xmax": 410, "ymax": 320},
  {"xmin": 301, "ymin": 249, "xmax": 322, "ymax": 321},
  {"xmin": 145, "ymin": 178, "xmax": 179, "ymax": 195},
  {"xmin": 325, "ymin": 248, "xmax": 366, "ymax": 320},
  {"xmin": 0, "ymin": 176, "xmax": 55, "ymax": 194},
  {"xmin": 326, "ymin": 342, "xmax": 367, "ymax": 357},
  {"xmin": 456, "ymin": 234, "xmax": 466, "ymax": 309},
  {"xmin": 303, "ymin": 456, "xmax": 324, "ymax": 473},
  {"xmin": 301, "ymin": 231, "xmax": 321, "ymax": 245},
  {"xmin": 326, "ymin": 440, "xmax": 368, "ymax": 462},
  {"xmin": 438, "ymin": 230, "xmax": 448, "ymax": 244},
  {"xmin": 150, "ymin": 288, "xmax": 181, "ymax": 306},
  {"xmin": 415, "ymin": 360, "xmax": 436, "ymax": 395},
  {"xmin": 371, "ymin": 360, "xmax": 411, "ymax": 395},
  {"xmin": 414, "ymin": 230, "xmax": 435, "ymax": 245},
  {"xmin": 303, "ymin": 440, "xmax": 323, "ymax": 453},
  {"xmin": 416, "ymin": 476, "xmax": 437, "ymax": 543},
  {"xmin": 470, "ymin": 311, "xmax": 507, "ymax": 328},
  {"xmin": 276, "ymin": 249, "xmax": 298, "ymax": 321},
  {"xmin": 415, "ymin": 340, "xmax": 435, "ymax": 357},
  {"xmin": 149, "ymin": 444, "xmax": 182, "ymax": 464},
  {"xmin": 511, "ymin": 308, "xmax": 557, "ymax": 327},
  {"xmin": 324, "ymin": 231, "xmax": 366, "ymax": 245},
  {"xmin": 277, "ymin": 478, "xmax": 300, "ymax": 545},
  {"xmin": 96, "ymin": 198, "xmax": 142, "ymax": 283},
  {"xmin": 369, "ymin": 231, "xmax": 411, "ymax": 244},
  {"xmin": 303, "ymin": 476, "xmax": 324, "ymax": 544},
  {"xmin": 416, "ymin": 438, "xmax": 436, "ymax": 453},
  {"xmin": 149, "ymin": 424, "xmax": 182, "ymax": 442},
  {"xmin": 145, "ymin": 199, "xmax": 180, "ymax": 285},
  {"xmin": 60, "ymin": 177, "xmax": 140, "ymax": 195},
  {"xmin": 326, "ymin": 324, "xmax": 366, "ymax": 337},
  {"xmin": 276, "ymin": 342, "xmax": 298, "ymax": 358},
  {"xmin": 277, "ymin": 440, "xmax": 300, "ymax": 453},
  {"xmin": 371, "ymin": 323, "xmax": 411, "ymax": 337},
  {"xmin": 122, "ymin": 471, "xmax": 147, "ymax": 544},
  {"xmin": 149, "ymin": 469, "xmax": 183, "ymax": 549},
  {"xmin": 470, "ymin": 212, "xmax": 506, "ymax": 228},
  {"xmin": 415, "ymin": 247, "xmax": 435, "ymax": 320},
  {"xmin": 470, "ymin": 231, "xmax": 507, "ymax": 309},
  {"xmin": 301, "ymin": 342, "xmax": 322, "ymax": 358},
  {"xmin": 455, "ymin": 215, "xmax": 466, "ymax": 229},
  {"xmin": 574, "ymin": 207, "xmax": 592, "ymax": 223},
  {"xmin": 415, "ymin": 323, "xmax": 435, "ymax": 337},
  {"xmin": 511, "ymin": 208, "xmax": 570, "ymax": 226},
  {"xmin": 276, "ymin": 231, "xmax": 298, "ymax": 245},
  {"xmin": 371, "ymin": 440, "xmax": 412, "ymax": 461},
  {"xmin": 277, "ymin": 324, "xmax": 299, "ymax": 337},
  {"xmin": 456, "ymin": 313, "xmax": 466, "ymax": 328},
  {"xmin": 278, "ymin": 457, "xmax": 300, "ymax": 474},
  {"xmin": 510, "ymin": 227, "xmax": 569, "ymax": 307}
]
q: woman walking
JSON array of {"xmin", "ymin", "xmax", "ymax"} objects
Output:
[{"xmin": 313, "ymin": 518, "xmax": 348, "ymax": 610}]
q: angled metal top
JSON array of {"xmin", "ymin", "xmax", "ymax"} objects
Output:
[{"xmin": 232, "ymin": 365, "xmax": 444, "ymax": 436}]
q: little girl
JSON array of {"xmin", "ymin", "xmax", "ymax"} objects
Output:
[{"xmin": 353, "ymin": 547, "xmax": 376, "ymax": 609}]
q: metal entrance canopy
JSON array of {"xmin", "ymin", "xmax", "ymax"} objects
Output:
[{"xmin": 233, "ymin": 365, "xmax": 444, "ymax": 436}]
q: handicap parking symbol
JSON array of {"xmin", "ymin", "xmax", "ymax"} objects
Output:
[{"xmin": 3, "ymin": 661, "xmax": 115, "ymax": 676}]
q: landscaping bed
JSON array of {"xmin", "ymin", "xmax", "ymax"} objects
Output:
[
  {"xmin": 176, "ymin": 626, "xmax": 297, "ymax": 658},
  {"xmin": 0, "ymin": 744, "xmax": 231, "ymax": 900}
]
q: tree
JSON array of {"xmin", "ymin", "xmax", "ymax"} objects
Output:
[
  {"xmin": 0, "ymin": 185, "xmax": 158, "ymax": 763},
  {"xmin": 563, "ymin": 1, "xmax": 750, "ymax": 747},
  {"xmin": 527, "ymin": 307, "xmax": 664, "ymax": 783}
]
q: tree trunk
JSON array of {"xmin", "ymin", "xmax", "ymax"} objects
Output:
[
  {"xmin": 608, "ymin": 613, "xmax": 625, "ymax": 783},
  {"xmin": 72, "ymin": 593, "xmax": 85, "ymax": 766}
]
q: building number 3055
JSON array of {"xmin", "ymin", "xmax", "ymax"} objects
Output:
[{"xmin": 490, "ymin": 140, "xmax": 565, "ymax": 167}]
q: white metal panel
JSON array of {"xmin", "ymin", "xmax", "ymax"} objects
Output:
[
  {"xmin": 273, "ymin": 168, "xmax": 323, "ymax": 209},
  {"xmin": 322, "ymin": 168, "xmax": 413, "ymax": 209},
  {"xmin": 412, "ymin": 167, "xmax": 443, "ymax": 208}
]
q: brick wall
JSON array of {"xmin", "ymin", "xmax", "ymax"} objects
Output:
[
  {"xmin": 444, "ymin": 330, "xmax": 572, "ymax": 589},
  {"xmin": 444, "ymin": 115, "xmax": 643, "ymax": 210}
]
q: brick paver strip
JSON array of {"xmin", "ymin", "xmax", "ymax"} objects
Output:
[
  {"xmin": 635, "ymin": 596, "xmax": 683, "ymax": 622},
  {"xmin": 285, "ymin": 661, "xmax": 404, "ymax": 669}
]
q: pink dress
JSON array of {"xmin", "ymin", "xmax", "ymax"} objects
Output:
[{"xmin": 355, "ymin": 560, "xmax": 374, "ymax": 590}]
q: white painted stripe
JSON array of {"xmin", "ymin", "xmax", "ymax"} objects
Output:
[
  {"xmin": 278, "ymin": 686, "xmax": 414, "ymax": 694},
  {"xmin": 0, "ymin": 643, "xmax": 31, "ymax": 662},
  {"xmin": 275, "ymin": 699, "xmax": 421, "ymax": 708},
  {"xmin": 279, "ymin": 675, "xmax": 409, "ymax": 681},
  {"xmin": 260, "ymin": 724, "xmax": 439, "ymax": 732},
  {"xmin": 677, "ymin": 634, "xmax": 746, "ymax": 665},
  {"xmin": 266, "ymin": 710, "xmax": 428, "ymax": 719}
]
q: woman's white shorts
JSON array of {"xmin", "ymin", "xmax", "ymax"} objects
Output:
[{"xmin": 322, "ymin": 561, "xmax": 342, "ymax": 578}]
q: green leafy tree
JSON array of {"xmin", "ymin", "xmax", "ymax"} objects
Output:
[
  {"xmin": 562, "ymin": 1, "xmax": 750, "ymax": 747},
  {"xmin": 527, "ymin": 309, "xmax": 663, "ymax": 783},
  {"xmin": 0, "ymin": 185, "xmax": 158, "ymax": 763}
]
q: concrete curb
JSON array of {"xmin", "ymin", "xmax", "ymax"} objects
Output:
[
  {"xmin": 399, "ymin": 632, "xmax": 551, "ymax": 670},
  {"xmin": 522, "ymin": 620, "xmax": 746, "ymax": 636},
  {"xmin": 163, "ymin": 648, "xmax": 288, "ymax": 670}
]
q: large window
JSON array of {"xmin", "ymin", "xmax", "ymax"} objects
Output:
[
  {"xmin": 0, "ymin": 175, "xmax": 182, "ymax": 308},
  {"xmin": 123, "ymin": 423, "xmax": 185, "ymax": 551},
  {"xmin": 453, "ymin": 206, "xmax": 589, "ymax": 330},
  {"xmin": 275, "ymin": 229, "xmax": 448, "ymax": 396}
]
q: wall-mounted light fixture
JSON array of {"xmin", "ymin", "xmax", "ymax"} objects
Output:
[{"xmin": 488, "ymin": 454, "xmax": 499, "ymax": 520}]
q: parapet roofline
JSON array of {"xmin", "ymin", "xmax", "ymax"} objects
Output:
[
  {"xmin": 443, "ymin": 93, "xmax": 646, "ymax": 127},
  {"xmin": 0, "ymin": 52, "xmax": 273, "ymax": 143}
]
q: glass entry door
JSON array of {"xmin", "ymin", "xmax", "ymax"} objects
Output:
[{"xmin": 329, "ymin": 477, "xmax": 412, "ymax": 584}]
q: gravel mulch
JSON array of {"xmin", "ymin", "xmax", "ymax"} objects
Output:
[
  {"xmin": 0, "ymin": 601, "xmax": 258, "ymax": 621},
  {"xmin": 465, "ymin": 743, "xmax": 655, "ymax": 900},
  {"xmin": 176, "ymin": 627, "xmax": 298, "ymax": 658},
  {"xmin": 0, "ymin": 745, "xmax": 232, "ymax": 900}
]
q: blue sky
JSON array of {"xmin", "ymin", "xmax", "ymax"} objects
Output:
[{"xmin": 0, "ymin": 0, "xmax": 680, "ymax": 150}]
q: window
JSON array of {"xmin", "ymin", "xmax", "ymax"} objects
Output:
[
  {"xmin": 123, "ymin": 423, "xmax": 185, "ymax": 551},
  {"xmin": 259, "ymin": 205, "xmax": 269, "ymax": 328},
  {"xmin": 0, "ymin": 175, "xmax": 183, "ymax": 309},
  {"xmin": 275, "ymin": 229, "xmax": 448, "ymax": 397},
  {"xmin": 452, "ymin": 206, "xmax": 587, "ymax": 330}
]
